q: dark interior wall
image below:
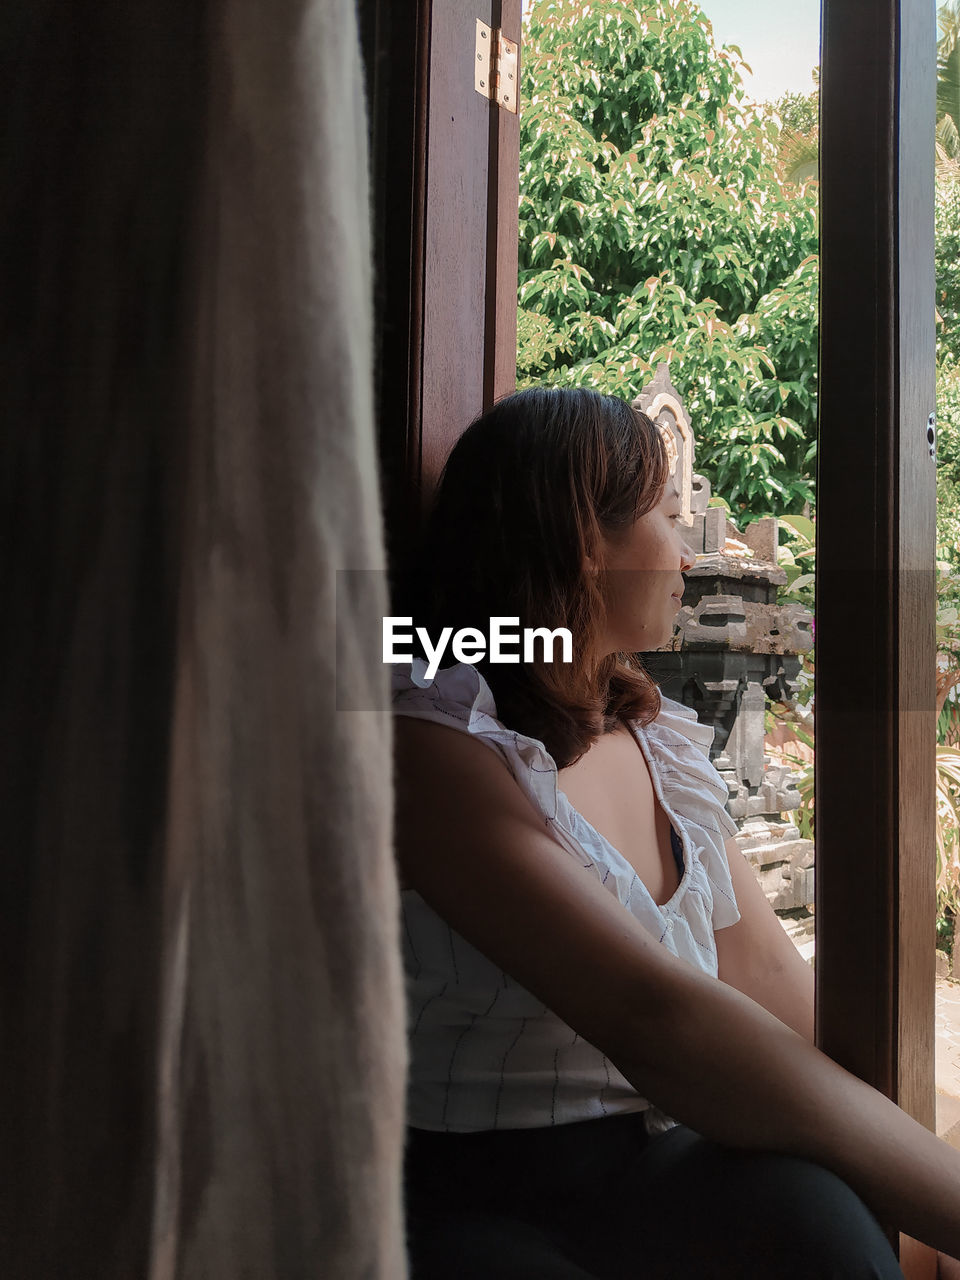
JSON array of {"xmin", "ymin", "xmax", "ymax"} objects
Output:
[
  {"xmin": 0, "ymin": 3, "xmax": 207, "ymax": 1273},
  {"xmin": 1, "ymin": 4, "xmax": 408, "ymax": 1276},
  {"xmin": 359, "ymin": 0, "xmax": 431, "ymax": 575}
]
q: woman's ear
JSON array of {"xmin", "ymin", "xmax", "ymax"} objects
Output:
[{"xmin": 582, "ymin": 554, "xmax": 599, "ymax": 577}]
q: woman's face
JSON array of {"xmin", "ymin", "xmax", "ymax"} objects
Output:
[{"xmin": 595, "ymin": 477, "xmax": 695, "ymax": 656}]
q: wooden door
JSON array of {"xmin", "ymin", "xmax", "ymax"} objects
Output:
[{"xmin": 364, "ymin": 0, "xmax": 521, "ymax": 566}]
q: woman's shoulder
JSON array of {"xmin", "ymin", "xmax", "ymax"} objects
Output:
[
  {"xmin": 392, "ymin": 658, "xmax": 499, "ymax": 727},
  {"xmin": 633, "ymin": 690, "xmax": 714, "ymax": 754},
  {"xmin": 392, "ymin": 659, "xmax": 561, "ymax": 819}
]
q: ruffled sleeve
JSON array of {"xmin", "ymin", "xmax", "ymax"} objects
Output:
[
  {"xmin": 637, "ymin": 694, "xmax": 742, "ymax": 932},
  {"xmin": 392, "ymin": 659, "xmax": 561, "ymax": 820}
]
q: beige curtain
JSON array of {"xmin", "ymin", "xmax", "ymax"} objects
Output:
[{"xmin": 1, "ymin": 0, "xmax": 406, "ymax": 1275}]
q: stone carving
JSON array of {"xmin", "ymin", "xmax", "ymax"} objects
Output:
[
  {"xmin": 636, "ymin": 363, "xmax": 698, "ymax": 523},
  {"xmin": 634, "ymin": 365, "xmax": 815, "ymax": 930}
]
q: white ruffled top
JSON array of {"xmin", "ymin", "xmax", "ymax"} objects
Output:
[{"xmin": 394, "ymin": 659, "xmax": 741, "ymax": 1133}]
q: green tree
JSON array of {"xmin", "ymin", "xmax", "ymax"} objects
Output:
[
  {"xmin": 935, "ymin": 168, "xmax": 960, "ymax": 748},
  {"xmin": 518, "ymin": 0, "xmax": 820, "ymax": 516},
  {"xmin": 772, "ymin": 74, "xmax": 819, "ymax": 186},
  {"xmin": 776, "ymin": 85, "xmax": 818, "ymax": 137},
  {"xmin": 938, "ymin": 1, "xmax": 960, "ymax": 160},
  {"xmin": 936, "ymin": 359, "xmax": 960, "ymax": 741},
  {"xmin": 937, "ymin": 169, "xmax": 960, "ymax": 368}
]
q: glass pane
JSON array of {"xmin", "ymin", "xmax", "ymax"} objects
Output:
[
  {"xmin": 935, "ymin": 0, "xmax": 960, "ymax": 1148},
  {"xmin": 517, "ymin": 0, "xmax": 819, "ymax": 970}
]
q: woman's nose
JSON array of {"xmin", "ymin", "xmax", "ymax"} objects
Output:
[{"xmin": 678, "ymin": 536, "xmax": 696, "ymax": 572}]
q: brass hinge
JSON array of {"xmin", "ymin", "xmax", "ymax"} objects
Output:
[{"xmin": 475, "ymin": 19, "xmax": 519, "ymax": 114}]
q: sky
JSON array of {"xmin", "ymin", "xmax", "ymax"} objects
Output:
[
  {"xmin": 519, "ymin": 2, "xmax": 822, "ymax": 106},
  {"xmin": 681, "ymin": 0, "xmax": 821, "ymax": 104}
]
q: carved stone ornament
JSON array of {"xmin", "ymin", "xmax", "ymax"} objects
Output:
[
  {"xmin": 633, "ymin": 364, "xmax": 695, "ymax": 523},
  {"xmin": 633, "ymin": 367, "xmax": 816, "ymax": 939}
]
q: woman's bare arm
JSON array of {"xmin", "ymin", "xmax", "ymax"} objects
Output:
[
  {"xmin": 395, "ymin": 717, "xmax": 960, "ymax": 1256},
  {"xmin": 714, "ymin": 839, "xmax": 816, "ymax": 1043}
]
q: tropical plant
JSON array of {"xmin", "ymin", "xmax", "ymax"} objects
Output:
[
  {"xmin": 777, "ymin": 729, "xmax": 815, "ymax": 842},
  {"xmin": 936, "ymin": 359, "xmax": 960, "ymax": 737},
  {"xmin": 934, "ymin": 379, "xmax": 960, "ymax": 923},
  {"xmin": 518, "ymin": 0, "xmax": 819, "ymax": 517},
  {"xmin": 767, "ymin": 521, "xmax": 960, "ymax": 926},
  {"xmin": 937, "ymin": 558, "xmax": 960, "ymax": 726},
  {"xmin": 762, "ymin": 512, "xmax": 815, "ymax": 839},
  {"xmin": 936, "ymin": 744, "xmax": 960, "ymax": 915},
  {"xmin": 772, "ymin": 511, "xmax": 816, "ymax": 612},
  {"xmin": 937, "ymin": 175, "xmax": 960, "ymax": 368},
  {"xmin": 769, "ymin": 659, "xmax": 960, "ymax": 915},
  {"xmin": 939, "ymin": 1, "xmax": 960, "ymax": 161}
]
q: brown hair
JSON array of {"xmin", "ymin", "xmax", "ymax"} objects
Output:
[{"xmin": 400, "ymin": 386, "xmax": 670, "ymax": 768}]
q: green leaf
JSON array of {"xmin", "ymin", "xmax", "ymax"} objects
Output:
[{"xmin": 780, "ymin": 514, "xmax": 816, "ymax": 542}]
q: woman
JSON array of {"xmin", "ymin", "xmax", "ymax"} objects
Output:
[{"xmin": 392, "ymin": 387, "xmax": 960, "ymax": 1278}]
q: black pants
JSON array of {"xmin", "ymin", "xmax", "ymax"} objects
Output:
[{"xmin": 404, "ymin": 1113, "xmax": 905, "ymax": 1279}]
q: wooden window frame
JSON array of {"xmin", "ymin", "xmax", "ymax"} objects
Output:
[
  {"xmin": 365, "ymin": 0, "xmax": 520, "ymax": 569},
  {"xmin": 367, "ymin": 1, "xmax": 939, "ymax": 1269},
  {"xmin": 818, "ymin": 1, "xmax": 937, "ymax": 1270}
]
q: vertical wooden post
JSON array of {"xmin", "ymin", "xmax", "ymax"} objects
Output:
[
  {"xmin": 368, "ymin": 0, "xmax": 521, "ymax": 566},
  {"xmin": 363, "ymin": 0, "xmax": 432, "ymax": 570},
  {"xmin": 419, "ymin": 0, "xmax": 497, "ymax": 493},
  {"xmin": 484, "ymin": 0, "xmax": 521, "ymax": 409},
  {"xmin": 817, "ymin": 0, "xmax": 936, "ymax": 1269}
]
